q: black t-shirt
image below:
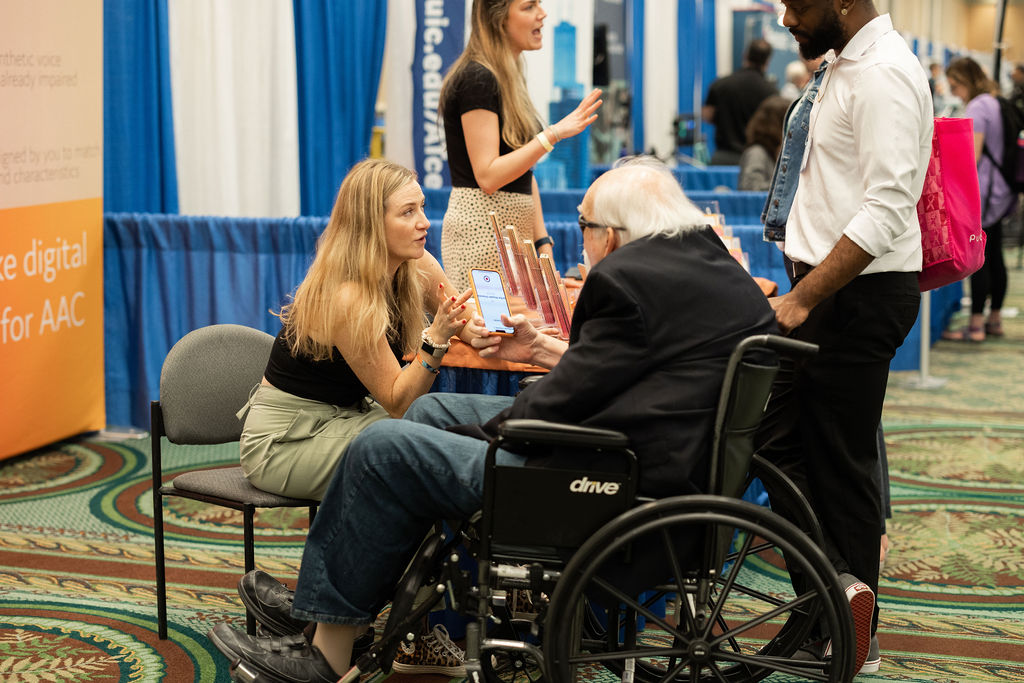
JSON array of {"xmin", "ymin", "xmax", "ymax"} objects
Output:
[
  {"xmin": 264, "ymin": 328, "xmax": 404, "ymax": 407},
  {"xmin": 442, "ymin": 61, "xmax": 533, "ymax": 195},
  {"xmin": 704, "ymin": 68, "xmax": 777, "ymax": 156}
]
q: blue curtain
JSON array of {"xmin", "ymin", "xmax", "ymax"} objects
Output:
[
  {"xmin": 678, "ymin": 0, "xmax": 716, "ymax": 157},
  {"xmin": 626, "ymin": 0, "xmax": 645, "ymax": 154},
  {"xmin": 104, "ymin": 213, "xmax": 325, "ymax": 427},
  {"xmin": 103, "ymin": 0, "xmax": 178, "ymax": 213},
  {"xmin": 293, "ymin": 1, "xmax": 388, "ymax": 216}
]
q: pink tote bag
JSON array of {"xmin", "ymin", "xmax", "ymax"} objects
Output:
[{"xmin": 916, "ymin": 117, "xmax": 985, "ymax": 292}]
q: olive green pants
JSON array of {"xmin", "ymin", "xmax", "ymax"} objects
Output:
[{"xmin": 237, "ymin": 383, "xmax": 389, "ymax": 501}]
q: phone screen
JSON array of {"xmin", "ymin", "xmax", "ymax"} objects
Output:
[{"xmin": 469, "ymin": 269, "xmax": 514, "ymax": 334}]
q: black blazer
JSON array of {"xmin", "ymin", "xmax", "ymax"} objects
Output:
[{"xmin": 484, "ymin": 227, "xmax": 777, "ymax": 498}]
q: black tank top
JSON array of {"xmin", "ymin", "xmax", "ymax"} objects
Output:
[{"xmin": 264, "ymin": 328, "xmax": 404, "ymax": 407}]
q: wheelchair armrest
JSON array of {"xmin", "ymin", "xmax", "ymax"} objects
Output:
[
  {"xmin": 517, "ymin": 374, "xmax": 544, "ymax": 392},
  {"xmin": 498, "ymin": 419, "xmax": 630, "ymax": 449}
]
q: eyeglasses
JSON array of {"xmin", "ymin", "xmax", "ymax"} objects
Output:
[{"xmin": 577, "ymin": 212, "xmax": 625, "ymax": 235}]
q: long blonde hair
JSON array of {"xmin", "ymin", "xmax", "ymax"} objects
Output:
[
  {"xmin": 278, "ymin": 159, "xmax": 425, "ymax": 360},
  {"xmin": 439, "ymin": 0, "xmax": 543, "ymax": 148}
]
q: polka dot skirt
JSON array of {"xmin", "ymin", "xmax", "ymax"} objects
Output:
[{"xmin": 441, "ymin": 187, "xmax": 536, "ymax": 292}]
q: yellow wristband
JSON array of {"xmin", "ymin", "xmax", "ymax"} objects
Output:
[{"xmin": 535, "ymin": 130, "xmax": 554, "ymax": 153}]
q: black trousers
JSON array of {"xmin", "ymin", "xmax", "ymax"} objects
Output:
[
  {"xmin": 755, "ymin": 271, "xmax": 920, "ymax": 630},
  {"xmin": 969, "ymin": 218, "xmax": 1008, "ymax": 315}
]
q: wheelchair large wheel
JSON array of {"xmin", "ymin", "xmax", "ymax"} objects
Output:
[{"xmin": 545, "ymin": 496, "xmax": 854, "ymax": 683}]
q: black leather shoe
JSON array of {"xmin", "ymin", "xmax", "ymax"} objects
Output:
[
  {"xmin": 238, "ymin": 570, "xmax": 310, "ymax": 637},
  {"xmin": 209, "ymin": 623, "xmax": 339, "ymax": 683}
]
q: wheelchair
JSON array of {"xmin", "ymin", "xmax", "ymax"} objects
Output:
[{"xmin": 230, "ymin": 334, "xmax": 858, "ymax": 683}]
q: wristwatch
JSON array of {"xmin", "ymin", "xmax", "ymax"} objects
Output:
[
  {"xmin": 420, "ymin": 327, "xmax": 450, "ymax": 357},
  {"xmin": 421, "ymin": 339, "xmax": 447, "ymax": 357}
]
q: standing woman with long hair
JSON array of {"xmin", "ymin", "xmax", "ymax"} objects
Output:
[
  {"xmin": 238, "ymin": 159, "xmax": 473, "ymax": 501},
  {"xmin": 439, "ymin": 0, "xmax": 602, "ymax": 292},
  {"xmin": 942, "ymin": 57, "xmax": 1015, "ymax": 342}
]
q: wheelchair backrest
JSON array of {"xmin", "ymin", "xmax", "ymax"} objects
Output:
[
  {"xmin": 710, "ymin": 358, "xmax": 779, "ymax": 500},
  {"xmin": 706, "ymin": 334, "xmax": 817, "ymax": 570}
]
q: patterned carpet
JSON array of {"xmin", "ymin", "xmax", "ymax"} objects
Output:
[{"xmin": 1, "ymin": 264, "xmax": 1022, "ymax": 682}]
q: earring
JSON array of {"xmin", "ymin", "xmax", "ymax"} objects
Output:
[{"xmin": 841, "ymin": 6, "xmax": 848, "ymax": 14}]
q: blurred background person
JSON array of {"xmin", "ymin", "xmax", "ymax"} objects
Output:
[
  {"xmin": 738, "ymin": 95, "xmax": 790, "ymax": 191},
  {"xmin": 702, "ymin": 38, "xmax": 776, "ymax": 165},
  {"xmin": 1010, "ymin": 63, "xmax": 1024, "ymax": 117},
  {"xmin": 780, "ymin": 60, "xmax": 810, "ymax": 101},
  {"xmin": 942, "ymin": 57, "xmax": 1015, "ymax": 341}
]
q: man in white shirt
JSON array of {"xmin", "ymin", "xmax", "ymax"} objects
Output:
[{"xmin": 756, "ymin": 0, "xmax": 931, "ymax": 676}]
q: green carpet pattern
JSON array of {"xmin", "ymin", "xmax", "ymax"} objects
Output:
[{"xmin": 1, "ymin": 265, "xmax": 1023, "ymax": 681}]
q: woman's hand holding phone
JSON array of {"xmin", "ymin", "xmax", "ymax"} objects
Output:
[{"xmin": 426, "ymin": 284, "xmax": 472, "ymax": 345}]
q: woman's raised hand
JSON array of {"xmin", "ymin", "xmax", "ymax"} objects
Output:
[
  {"xmin": 426, "ymin": 285, "xmax": 472, "ymax": 344},
  {"xmin": 550, "ymin": 88, "xmax": 603, "ymax": 141}
]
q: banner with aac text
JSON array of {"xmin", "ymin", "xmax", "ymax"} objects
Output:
[
  {"xmin": 413, "ymin": 0, "xmax": 465, "ymax": 190},
  {"xmin": 0, "ymin": 0, "xmax": 104, "ymax": 459}
]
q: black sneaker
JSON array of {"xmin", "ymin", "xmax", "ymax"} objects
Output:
[
  {"xmin": 208, "ymin": 623, "xmax": 339, "ymax": 683},
  {"xmin": 238, "ymin": 570, "xmax": 310, "ymax": 637}
]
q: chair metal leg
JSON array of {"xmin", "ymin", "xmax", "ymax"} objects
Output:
[
  {"xmin": 151, "ymin": 402, "xmax": 169, "ymax": 640},
  {"xmin": 154, "ymin": 488, "xmax": 168, "ymax": 640},
  {"xmin": 244, "ymin": 505, "xmax": 256, "ymax": 636}
]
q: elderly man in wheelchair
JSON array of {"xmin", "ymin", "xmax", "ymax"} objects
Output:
[{"xmin": 210, "ymin": 158, "xmax": 866, "ymax": 682}]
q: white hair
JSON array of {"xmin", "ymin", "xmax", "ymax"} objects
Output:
[
  {"xmin": 588, "ymin": 156, "xmax": 709, "ymax": 243},
  {"xmin": 785, "ymin": 60, "xmax": 809, "ymax": 85}
]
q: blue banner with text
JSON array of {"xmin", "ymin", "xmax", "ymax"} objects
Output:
[{"xmin": 413, "ymin": 0, "xmax": 465, "ymax": 189}]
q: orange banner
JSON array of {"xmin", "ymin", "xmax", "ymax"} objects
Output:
[
  {"xmin": 0, "ymin": 199, "xmax": 104, "ymax": 458},
  {"xmin": 0, "ymin": 0, "xmax": 103, "ymax": 459}
]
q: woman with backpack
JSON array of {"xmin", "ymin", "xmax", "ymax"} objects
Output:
[{"xmin": 942, "ymin": 57, "xmax": 1017, "ymax": 341}]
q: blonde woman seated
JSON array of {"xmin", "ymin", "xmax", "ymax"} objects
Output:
[{"xmin": 238, "ymin": 159, "xmax": 473, "ymax": 501}]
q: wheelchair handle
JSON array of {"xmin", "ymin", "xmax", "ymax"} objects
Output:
[{"xmin": 741, "ymin": 334, "xmax": 818, "ymax": 358}]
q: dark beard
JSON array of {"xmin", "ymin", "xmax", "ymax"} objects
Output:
[{"xmin": 796, "ymin": 7, "xmax": 846, "ymax": 59}]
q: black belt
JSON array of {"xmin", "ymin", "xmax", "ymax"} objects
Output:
[{"xmin": 785, "ymin": 256, "xmax": 814, "ymax": 280}]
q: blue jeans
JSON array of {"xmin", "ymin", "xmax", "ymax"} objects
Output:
[{"xmin": 291, "ymin": 393, "xmax": 522, "ymax": 625}]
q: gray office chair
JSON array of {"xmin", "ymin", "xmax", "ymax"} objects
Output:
[{"xmin": 151, "ymin": 324, "xmax": 318, "ymax": 639}]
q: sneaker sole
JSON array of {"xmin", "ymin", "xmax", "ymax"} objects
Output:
[
  {"xmin": 391, "ymin": 662, "xmax": 467, "ymax": 677},
  {"xmin": 845, "ymin": 581, "xmax": 875, "ymax": 675},
  {"xmin": 859, "ymin": 658, "xmax": 881, "ymax": 674}
]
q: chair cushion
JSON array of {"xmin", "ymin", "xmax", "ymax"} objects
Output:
[{"xmin": 171, "ymin": 466, "xmax": 318, "ymax": 507}]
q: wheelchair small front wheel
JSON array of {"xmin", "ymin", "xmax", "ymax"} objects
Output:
[
  {"xmin": 544, "ymin": 496, "xmax": 854, "ymax": 683},
  {"xmin": 480, "ymin": 641, "xmax": 546, "ymax": 682}
]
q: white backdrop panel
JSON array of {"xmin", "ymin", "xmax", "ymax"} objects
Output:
[{"xmin": 168, "ymin": 0, "xmax": 300, "ymax": 217}]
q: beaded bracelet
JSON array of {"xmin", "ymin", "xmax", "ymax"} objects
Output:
[
  {"xmin": 421, "ymin": 327, "xmax": 451, "ymax": 351},
  {"xmin": 420, "ymin": 358, "xmax": 440, "ymax": 375}
]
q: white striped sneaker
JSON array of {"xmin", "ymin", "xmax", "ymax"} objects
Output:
[{"xmin": 859, "ymin": 635, "xmax": 881, "ymax": 674}]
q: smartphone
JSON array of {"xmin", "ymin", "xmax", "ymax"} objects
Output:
[{"xmin": 468, "ymin": 268, "xmax": 515, "ymax": 335}]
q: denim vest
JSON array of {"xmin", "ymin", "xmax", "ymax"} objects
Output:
[{"xmin": 762, "ymin": 62, "xmax": 829, "ymax": 242}]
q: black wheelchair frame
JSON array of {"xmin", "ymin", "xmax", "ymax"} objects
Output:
[{"xmin": 232, "ymin": 334, "xmax": 859, "ymax": 683}]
